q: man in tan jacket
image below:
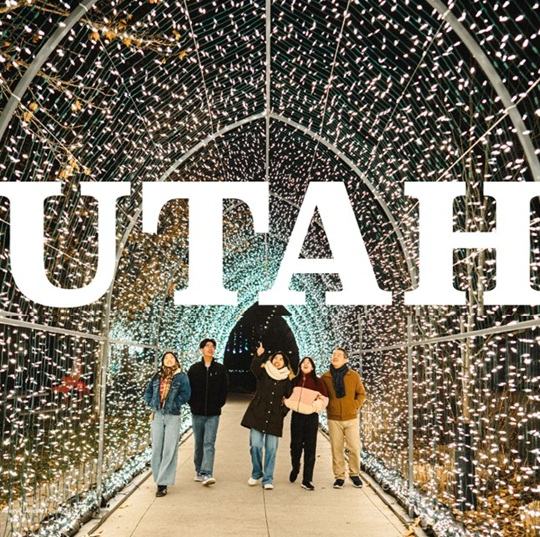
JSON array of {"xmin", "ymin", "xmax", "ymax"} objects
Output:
[{"xmin": 321, "ymin": 347, "xmax": 366, "ymax": 489}]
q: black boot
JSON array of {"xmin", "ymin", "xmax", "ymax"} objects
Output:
[
  {"xmin": 156, "ymin": 485, "xmax": 168, "ymax": 497},
  {"xmin": 289, "ymin": 467, "xmax": 299, "ymax": 483}
]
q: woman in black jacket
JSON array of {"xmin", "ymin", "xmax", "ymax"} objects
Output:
[{"xmin": 241, "ymin": 343, "xmax": 294, "ymax": 490}]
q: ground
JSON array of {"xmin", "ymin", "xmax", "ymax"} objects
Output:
[{"xmin": 83, "ymin": 395, "xmax": 407, "ymax": 537}]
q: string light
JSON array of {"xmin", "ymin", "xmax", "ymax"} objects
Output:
[{"xmin": 0, "ymin": 1, "xmax": 539, "ymax": 536}]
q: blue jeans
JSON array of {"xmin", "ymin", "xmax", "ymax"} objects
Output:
[
  {"xmin": 151, "ymin": 412, "xmax": 182, "ymax": 486},
  {"xmin": 192, "ymin": 414, "xmax": 220, "ymax": 477},
  {"xmin": 249, "ymin": 428, "xmax": 279, "ymax": 485}
]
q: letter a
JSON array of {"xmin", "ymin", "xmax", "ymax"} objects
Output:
[{"xmin": 259, "ymin": 182, "xmax": 391, "ymax": 305}]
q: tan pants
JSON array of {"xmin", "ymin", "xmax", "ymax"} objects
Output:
[{"xmin": 328, "ymin": 418, "xmax": 361, "ymax": 479}]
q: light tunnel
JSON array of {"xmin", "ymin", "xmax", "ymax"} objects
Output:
[{"xmin": 0, "ymin": 1, "xmax": 539, "ymax": 536}]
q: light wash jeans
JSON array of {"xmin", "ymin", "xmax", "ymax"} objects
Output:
[
  {"xmin": 249, "ymin": 428, "xmax": 279, "ymax": 485},
  {"xmin": 151, "ymin": 411, "xmax": 182, "ymax": 486},
  {"xmin": 192, "ymin": 414, "xmax": 220, "ymax": 477}
]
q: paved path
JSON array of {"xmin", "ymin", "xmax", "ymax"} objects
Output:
[{"xmin": 85, "ymin": 396, "xmax": 406, "ymax": 537}]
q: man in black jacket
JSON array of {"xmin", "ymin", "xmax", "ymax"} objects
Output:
[{"xmin": 187, "ymin": 338, "xmax": 228, "ymax": 486}]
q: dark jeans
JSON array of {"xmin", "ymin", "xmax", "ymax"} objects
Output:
[
  {"xmin": 290, "ymin": 411, "xmax": 318, "ymax": 483},
  {"xmin": 192, "ymin": 414, "xmax": 220, "ymax": 477}
]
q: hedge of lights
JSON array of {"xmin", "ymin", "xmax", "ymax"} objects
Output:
[{"xmin": 1, "ymin": 1, "xmax": 539, "ymax": 536}]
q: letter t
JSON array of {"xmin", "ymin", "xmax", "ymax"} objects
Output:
[{"xmin": 142, "ymin": 182, "xmax": 269, "ymax": 305}]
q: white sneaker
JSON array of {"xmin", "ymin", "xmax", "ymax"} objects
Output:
[
  {"xmin": 263, "ymin": 483, "xmax": 274, "ymax": 490},
  {"xmin": 194, "ymin": 474, "xmax": 203, "ymax": 482},
  {"xmin": 202, "ymin": 476, "xmax": 216, "ymax": 486},
  {"xmin": 248, "ymin": 477, "xmax": 260, "ymax": 486}
]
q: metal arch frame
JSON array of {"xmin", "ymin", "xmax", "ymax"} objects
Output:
[
  {"xmin": 99, "ymin": 109, "xmax": 416, "ymax": 385},
  {"xmin": 426, "ymin": 0, "xmax": 540, "ymax": 181},
  {"xmin": 264, "ymin": 0, "xmax": 272, "ymax": 286},
  {"xmin": 104, "ymin": 110, "xmax": 418, "ymax": 319},
  {"xmin": 0, "ymin": 1, "xmax": 536, "ymax": 184},
  {"xmin": 265, "ymin": 0, "xmax": 271, "ymax": 184},
  {"xmin": 1, "ymin": 0, "xmax": 536, "ymax": 515},
  {"xmin": 270, "ymin": 112, "xmax": 418, "ymax": 283},
  {"xmin": 307, "ymin": 0, "xmax": 352, "ymax": 178},
  {"xmin": 0, "ymin": 0, "xmax": 98, "ymax": 142},
  {"xmin": 0, "ymin": 315, "xmax": 161, "ymax": 350}
]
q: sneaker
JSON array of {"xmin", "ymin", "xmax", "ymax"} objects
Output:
[
  {"xmin": 301, "ymin": 481, "xmax": 315, "ymax": 491},
  {"xmin": 202, "ymin": 476, "xmax": 216, "ymax": 486},
  {"xmin": 289, "ymin": 467, "xmax": 299, "ymax": 483},
  {"xmin": 263, "ymin": 483, "xmax": 274, "ymax": 490},
  {"xmin": 194, "ymin": 473, "xmax": 204, "ymax": 482},
  {"xmin": 248, "ymin": 477, "xmax": 261, "ymax": 486},
  {"xmin": 350, "ymin": 475, "xmax": 363, "ymax": 488},
  {"xmin": 156, "ymin": 485, "xmax": 167, "ymax": 497},
  {"xmin": 333, "ymin": 479, "xmax": 345, "ymax": 489}
]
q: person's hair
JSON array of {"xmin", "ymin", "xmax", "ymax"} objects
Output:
[
  {"xmin": 334, "ymin": 347, "xmax": 349, "ymax": 360},
  {"xmin": 296, "ymin": 356, "xmax": 317, "ymax": 379},
  {"xmin": 269, "ymin": 351, "xmax": 289, "ymax": 368},
  {"xmin": 161, "ymin": 350, "xmax": 181, "ymax": 368},
  {"xmin": 199, "ymin": 338, "xmax": 217, "ymax": 349},
  {"xmin": 267, "ymin": 351, "xmax": 295, "ymax": 380}
]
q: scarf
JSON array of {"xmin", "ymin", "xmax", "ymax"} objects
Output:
[
  {"xmin": 159, "ymin": 365, "xmax": 178, "ymax": 405},
  {"xmin": 293, "ymin": 373, "xmax": 328, "ymax": 396},
  {"xmin": 264, "ymin": 360, "xmax": 291, "ymax": 381},
  {"xmin": 330, "ymin": 364, "xmax": 348, "ymax": 398}
]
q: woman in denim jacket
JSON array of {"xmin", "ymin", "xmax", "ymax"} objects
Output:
[{"xmin": 144, "ymin": 351, "xmax": 191, "ymax": 497}]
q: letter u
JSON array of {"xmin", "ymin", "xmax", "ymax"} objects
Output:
[{"xmin": 0, "ymin": 182, "xmax": 130, "ymax": 307}]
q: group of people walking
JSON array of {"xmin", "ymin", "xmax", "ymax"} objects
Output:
[{"xmin": 143, "ymin": 338, "xmax": 366, "ymax": 497}]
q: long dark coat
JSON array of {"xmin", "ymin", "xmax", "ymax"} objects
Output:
[{"xmin": 241, "ymin": 354, "xmax": 293, "ymax": 437}]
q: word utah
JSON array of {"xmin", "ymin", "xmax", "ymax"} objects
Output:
[{"xmin": 0, "ymin": 181, "xmax": 538, "ymax": 308}]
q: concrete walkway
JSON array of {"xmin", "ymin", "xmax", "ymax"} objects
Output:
[{"xmin": 86, "ymin": 396, "xmax": 406, "ymax": 537}]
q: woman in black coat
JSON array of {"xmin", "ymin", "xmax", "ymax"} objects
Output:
[{"xmin": 241, "ymin": 343, "xmax": 294, "ymax": 490}]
